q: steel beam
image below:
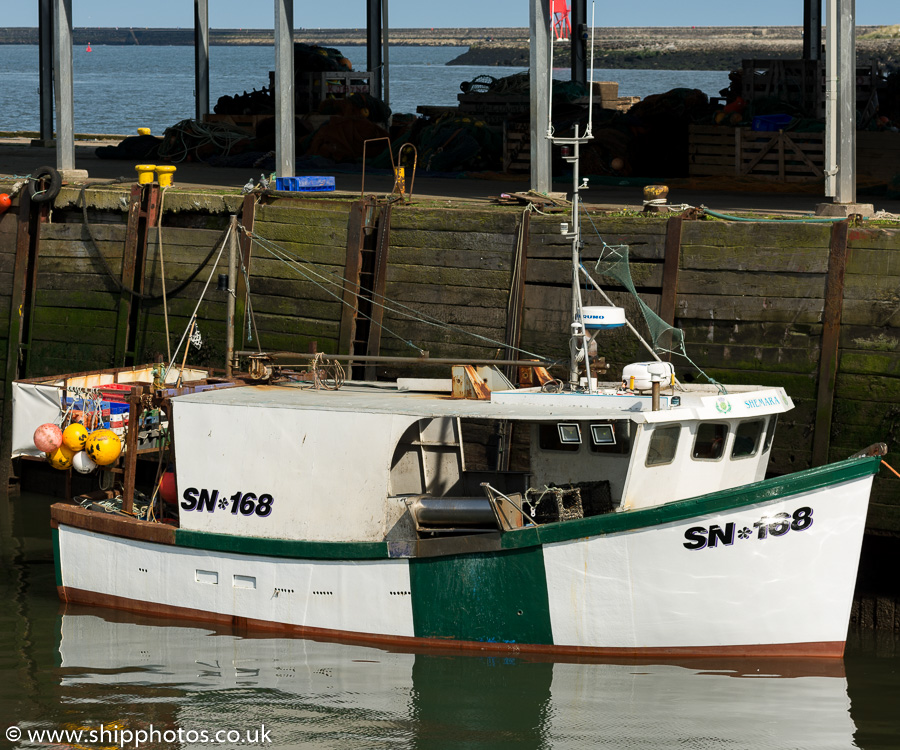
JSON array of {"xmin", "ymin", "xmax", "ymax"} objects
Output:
[
  {"xmin": 53, "ymin": 0, "xmax": 74, "ymax": 170},
  {"xmin": 530, "ymin": 0, "xmax": 552, "ymax": 193},
  {"xmin": 803, "ymin": 0, "xmax": 822, "ymax": 61},
  {"xmin": 382, "ymin": 0, "xmax": 390, "ymax": 107},
  {"xmin": 835, "ymin": 0, "xmax": 856, "ymax": 203},
  {"xmin": 367, "ymin": 0, "xmax": 383, "ymax": 101},
  {"xmin": 570, "ymin": 0, "xmax": 586, "ymax": 84},
  {"xmin": 274, "ymin": 0, "xmax": 295, "ymax": 178},
  {"xmin": 38, "ymin": 0, "xmax": 54, "ymax": 144},
  {"xmin": 194, "ymin": 0, "xmax": 210, "ymax": 121}
]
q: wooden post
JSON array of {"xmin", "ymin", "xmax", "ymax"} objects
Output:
[
  {"xmin": 120, "ymin": 386, "xmax": 142, "ymax": 515},
  {"xmin": 236, "ymin": 193, "xmax": 257, "ymax": 351},
  {"xmin": 225, "ymin": 215, "xmax": 238, "ymax": 377},
  {"xmin": 338, "ymin": 200, "xmax": 369, "ymax": 357},
  {"xmin": 364, "ymin": 202, "xmax": 393, "ymax": 379},
  {"xmin": 811, "ymin": 219, "xmax": 850, "ymax": 466},
  {"xmin": 659, "ymin": 216, "xmax": 683, "ymax": 328}
]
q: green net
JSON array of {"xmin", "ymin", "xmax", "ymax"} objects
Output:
[{"xmin": 589, "ymin": 233, "xmax": 724, "ymax": 393}]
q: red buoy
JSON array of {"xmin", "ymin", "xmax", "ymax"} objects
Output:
[
  {"xmin": 86, "ymin": 43, "xmax": 92, "ymax": 52},
  {"xmin": 159, "ymin": 470, "xmax": 178, "ymax": 505},
  {"xmin": 0, "ymin": 194, "xmax": 10, "ymax": 214}
]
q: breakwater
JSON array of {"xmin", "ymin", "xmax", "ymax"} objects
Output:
[
  {"xmin": 1, "ymin": 183, "xmax": 900, "ymax": 544},
  {"xmin": 1, "ymin": 26, "xmax": 897, "ymax": 70}
]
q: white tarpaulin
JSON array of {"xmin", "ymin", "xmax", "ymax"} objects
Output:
[{"xmin": 11, "ymin": 381, "xmax": 64, "ymax": 457}]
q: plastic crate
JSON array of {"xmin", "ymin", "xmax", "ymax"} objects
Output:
[
  {"xmin": 752, "ymin": 114, "xmax": 793, "ymax": 132},
  {"xmin": 274, "ymin": 176, "xmax": 336, "ymax": 192}
]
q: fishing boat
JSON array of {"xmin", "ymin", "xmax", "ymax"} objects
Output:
[{"xmin": 11, "ymin": 58, "xmax": 883, "ymax": 660}]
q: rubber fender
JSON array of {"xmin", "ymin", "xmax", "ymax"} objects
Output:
[{"xmin": 27, "ymin": 165, "xmax": 62, "ymax": 204}]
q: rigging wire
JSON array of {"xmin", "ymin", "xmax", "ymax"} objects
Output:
[{"xmin": 239, "ymin": 225, "xmax": 555, "ymax": 364}]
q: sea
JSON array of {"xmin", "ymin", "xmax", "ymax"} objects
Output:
[
  {"xmin": 0, "ymin": 44, "xmax": 731, "ymax": 136},
  {"xmin": 3, "ymin": 491, "xmax": 900, "ymax": 749}
]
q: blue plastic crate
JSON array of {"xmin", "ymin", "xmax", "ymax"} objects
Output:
[
  {"xmin": 752, "ymin": 114, "xmax": 793, "ymax": 132},
  {"xmin": 275, "ymin": 176, "xmax": 336, "ymax": 192}
]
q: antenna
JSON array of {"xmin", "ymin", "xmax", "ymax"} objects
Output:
[
  {"xmin": 547, "ymin": 5, "xmax": 555, "ymax": 137},
  {"xmin": 586, "ymin": 1, "xmax": 596, "ymax": 138}
]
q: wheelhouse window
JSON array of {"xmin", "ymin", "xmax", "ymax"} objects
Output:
[
  {"xmin": 692, "ymin": 423, "xmax": 727, "ymax": 460},
  {"xmin": 646, "ymin": 424, "xmax": 680, "ymax": 466},
  {"xmin": 763, "ymin": 416, "xmax": 778, "ymax": 452},
  {"xmin": 731, "ymin": 419, "xmax": 764, "ymax": 459},
  {"xmin": 590, "ymin": 420, "xmax": 632, "ymax": 455},
  {"xmin": 539, "ymin": 422, "xmax": 579, "ymax": 452}
]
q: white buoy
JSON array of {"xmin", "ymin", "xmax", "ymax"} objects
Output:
[{"xmin": 72, "ymin": 451, "xmax": 98, "ymax": 475}]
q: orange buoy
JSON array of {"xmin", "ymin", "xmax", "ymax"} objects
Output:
[{"xmin": 0, "ymin": 193, "xmax": 10, "ymax": 214}]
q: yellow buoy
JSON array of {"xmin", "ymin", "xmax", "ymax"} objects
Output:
[
  {"xmin": 137, "ymin": 127, "xmax": 151, "ymax": 136},
  {"xmin": 47, "ymin": 444, "xmax": 75, "ymax": 470},
  {"xmin": 62, "ymin": 422, "xmax": 89, "ymax": 452},
  {"xmin": 85, "ymin": 429, "xmax": 123, "ymax": 466}
]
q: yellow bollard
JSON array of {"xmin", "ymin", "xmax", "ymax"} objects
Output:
[
  {"xmin": 393, "ymin": 166, "xmax": 405, "ymax": 195},
  {"xmin": 137, "ymin": 127, "xmax": 151, "ymax": 136},
  {"xmin": 156, "ymin": 165, "xmax": 176, "ymax": 188},
  {"xmin": 135, "ymin": 164, "xmax": 156, "ymax": 185}
]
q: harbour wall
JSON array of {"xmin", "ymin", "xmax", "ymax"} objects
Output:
[{"xmin": 1, "ymin": 185, "xmax": 900, "ymax": 543}]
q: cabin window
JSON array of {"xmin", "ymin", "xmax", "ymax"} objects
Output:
[
  {"xmin": 692, "ymin": 423, "xmax": 727, "ymax": 461},
  {"xmin": 590, "ymin": 421, "xmax": 632, "ymax": 455},
  {"xmin": 731, "ymin": 419, "xmax": 764, "ymax": 459},
  {"xmin": 763, "ymin": 415, "xmax": 778, "ymax": 452},
  {"xmin": 591, "ymin": 424, "xmax": 615, "ymax": 445},
  {"xmin": 646, "ymin": 425, "xmax": 680, "ymax": 466},
  {"xmin": 539, "ymin": 422, "xmax": 579, "ymax": 452}
]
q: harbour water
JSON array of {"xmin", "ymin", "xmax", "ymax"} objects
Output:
[
  {"xmin": 0, "ymin": 44, "xmax": 730, "ymax": 136},
  {"xmin": 2, "ymin": 490, "xmax": 900, "ymax": 749}
]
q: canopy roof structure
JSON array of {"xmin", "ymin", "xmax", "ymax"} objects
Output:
[{"xmin": 40, "ymin": 0, "xmax": 860, "ymax": 204}]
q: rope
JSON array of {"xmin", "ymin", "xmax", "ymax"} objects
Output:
[
  {"xmin": 157, "ymin": 119, "xmax": 251, "ymax": 164},
  {"xmin": 78, "ymin": 186, "xmax": 229, "ymax": 302},
  {"xmin": 702, "ymin": 206, "xmax": 848, "ymax": 224},
  {"xmin": 162, "ymin": 222, "xmax": 231, "ymax": 382},
  {"xmin": 158, "ymin": 187, "xmax": 172, "ymax": 361},
  {"xmin": 240, "ymin": 225, "xmax": 554, "ymax": 364}
]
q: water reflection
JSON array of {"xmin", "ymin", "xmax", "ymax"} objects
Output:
[{"xmin": 51, "ymin": 609, "xmax": 858, "ymax": 750}]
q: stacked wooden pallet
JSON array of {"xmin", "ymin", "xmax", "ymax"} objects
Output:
[{"xmin": 689, "ymin": 125, "xmax": 826, "ymax": 182}]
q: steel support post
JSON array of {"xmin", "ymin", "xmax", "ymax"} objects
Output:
[
  {"xmin": 835, "ymin": 0, "xmax": 856, "ymax": 203},
  {"xmin": 570, "ymin": 0, "xmax": 587, "ymax": 84},
  {"xmin": 53, "ymin": 0, "xmax": 74, "ymax": 171},
  {"xmin": 367, "ymin": 0, "xmax": 383, "ymax": 101},
  {"xmin": 382, "ymin": 0, "xmax": 390, "ymax": 107},
  {"xmin": 194, "ymin": 0, "xmax": 210, "ymax": 121},
  {"xmin": 803, "ymin": 0, "xmax": 822, "ymax": 60},
  {"xmin": 274, "ymin": 0, "xmax": 295, "ymax": 178},
  {"xmin": 530, "ymin": 0, "xmax": 552, "ymax": 193},
  {"xmin": 38, "ymin": 0, "xmax": 54, "ymax": 144}
]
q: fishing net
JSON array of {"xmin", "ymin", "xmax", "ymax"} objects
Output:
[{"xmin": 591, "ymin": 237, "xmax": 723, "ymax": 392}]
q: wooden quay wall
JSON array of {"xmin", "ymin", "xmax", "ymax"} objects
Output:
[{"xmin": 1, "ymin": 184, "xmax": 900, "ymax": 538}]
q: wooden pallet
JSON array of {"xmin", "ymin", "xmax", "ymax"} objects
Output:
[
  {"xmin": 741, "ymin": 59, "xmax": 878, "ymax": 119},
  {"xmin": 689, "ymin": 125, "xmax": 825, "ymax": 182}
]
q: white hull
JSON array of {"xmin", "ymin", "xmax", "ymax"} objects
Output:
[{"xmin": 55, "ymin": 468, "xmax": 875, "ymax": 657}]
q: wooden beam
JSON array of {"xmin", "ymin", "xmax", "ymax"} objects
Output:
[
  {"xmin": 364, "ymin": 202, "xmax": 393, "ymax": 379},
  {"xmin": 659, "ymin": 215, "xmax": 683, "ymax": 327},
  {"xmin": 812, "ymin": 219, "xmax": 850, "ymax": 466},
  {"xmin": 338, "ymin": 200, "xmax": 369, "ymax": 355}
]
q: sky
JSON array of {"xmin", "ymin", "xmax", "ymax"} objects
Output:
[{"xmin": 1, "ymin": 1, "xmax": 896, "ymax": 29}]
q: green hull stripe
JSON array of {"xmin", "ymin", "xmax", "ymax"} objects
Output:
[
  {"xmin": 502, "ymin": 455, "xmax": 881, "ymax": 550},
  {"xmin": 409, "ymin": 546, "xmax": 553, "ymax": 644},
  {"xmin": 175, "ymin": 529, "xmax": 389, "ymax": 560},
  {"xmin": 173, "ymin": 456, "xmax": 879, "ymax": 560},
  {"xmin": 52, "ymin": 527, "xmax": 63, "ymax": 587}
]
